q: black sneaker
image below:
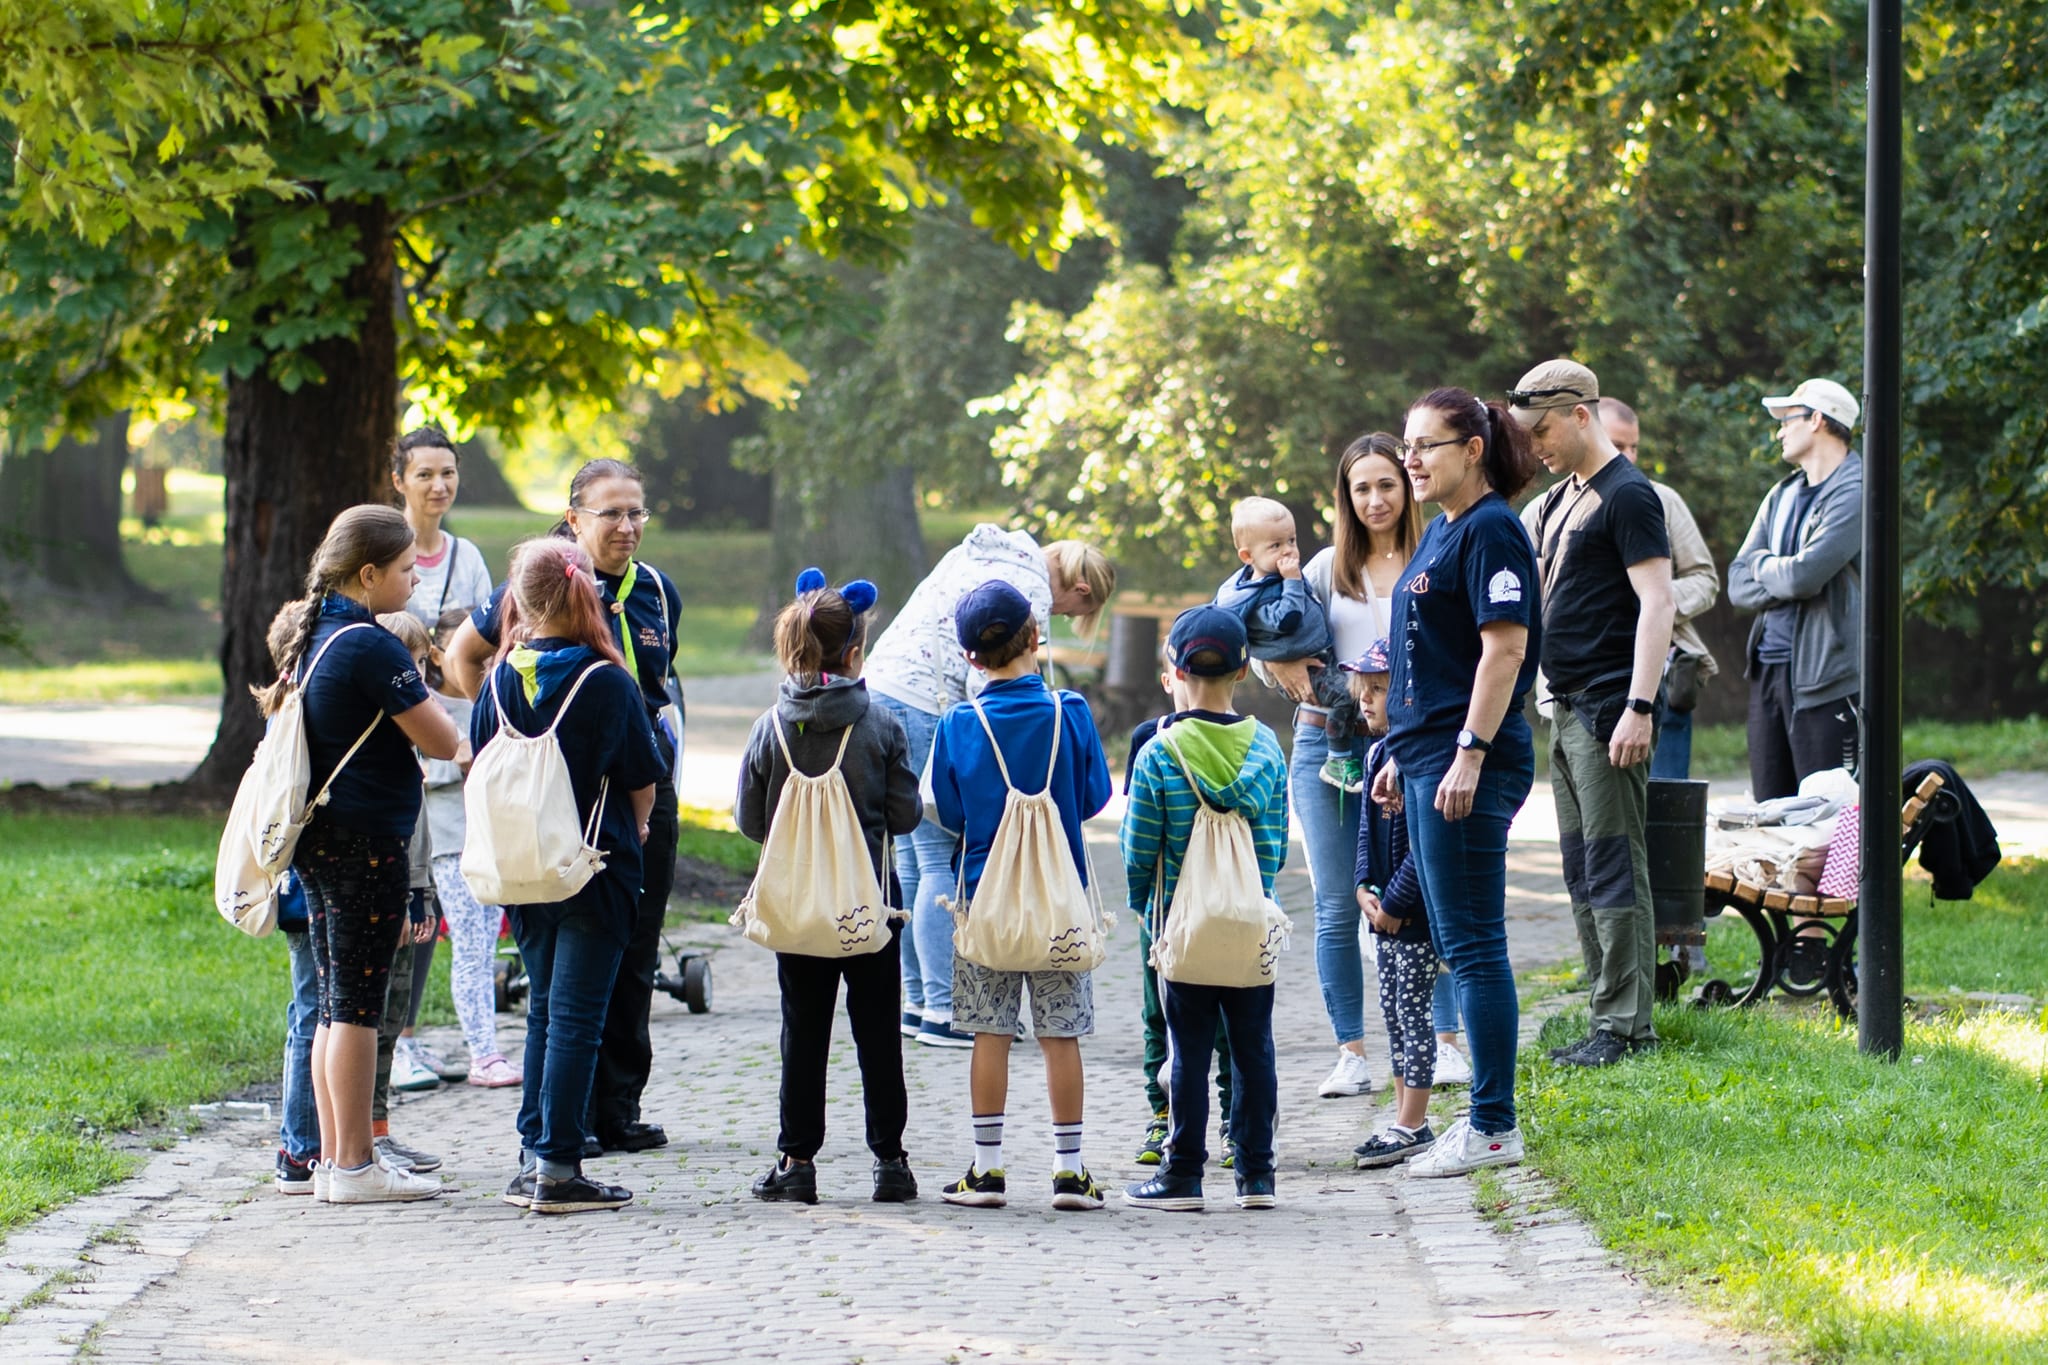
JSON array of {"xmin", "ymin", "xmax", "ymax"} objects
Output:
[
  {"xmin": 1134, "ymin": 1112, "xmax": 1169, "ymax": 1166},
  {"xmin": 1121, "ymin": 1171, "xmax": 1204, "ymax": 1212},
  {"xmin": 1353, "ymin": 1124, "xmax": 1436, "ymax": 1169},
  {"xmin": 1051, "ymin": 1168, "xmax": 1105, "ymax": 1211},
  {"xmin": 1233, "ymin": 1172, "xmax": 1277, "ymax": 1210},
  {"xmin": 1786, "ymin": 935, "xmax": 1829, "ymax": 987},
  {"xmin": 275, "ymin": 1148, "xmax": 315, "ymax": 1196},
  {"xmin": 580, "ymin": 1135, "xmax": 604, "ymax": 1161},
  {"xmin": 1556, "ymin": 1029, "xmax": 1629, "ymax": 1068},
  {"xmin": 597, "ymin": 1121, "xmax": 668, "ymax": 1153},
  {"xmin": 751, "ymin": 1157, "xmax": 818, "ymax": 1205},
  {"xmin": 502, "ymin": 1168, "xmax": 538, "ymax": 1208},
  {"xmin": 1626, "ymin": 1034, "xmax": 1661, "ymax": 1054},
  {"xmin": 531, "ymin": 1172, "xmax": 633, "ymax": 1214},
  {"xmin": 872, "ymin": 1157, "xmax": 918, "ymax": 1203},
  {"xmin": 1548, "ymin": 1034, "xmax": 1594, "ymax": 1062},
  {"xmin": 940, "ymin": 1166, "xmax": 1007, "ymax": 1207}
]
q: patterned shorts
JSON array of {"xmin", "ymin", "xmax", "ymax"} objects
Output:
[{"xmin": 952, "ymin": 960, "xmax": 1095, "ymax": 1038}]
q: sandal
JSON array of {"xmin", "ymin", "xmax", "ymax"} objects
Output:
[{"xmin": 467, "ymin": 1054, "xmax": 523, "ymax": 1088}]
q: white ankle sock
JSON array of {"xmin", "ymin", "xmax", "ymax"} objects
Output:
[
  {"xmin": 1052, "ymin": 1121, "xmax": 1083, "ymax": 1176},
  {"xmin": 972, "ymin": 1113, "xmax": 1004, "ymax": 1175}
]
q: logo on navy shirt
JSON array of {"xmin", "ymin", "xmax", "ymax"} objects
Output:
[
  {"xmin": 1404, "ymin": 571, "xmax": 1430, "ymax": 595},
  {"xmin": 1487, "ymin": 569, "xmax": 1523, "ymax": 604}
]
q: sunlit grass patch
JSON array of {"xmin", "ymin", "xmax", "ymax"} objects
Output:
[{"xmin": 0, "ymin": 659, "xmax": 221, "ymax": 704}]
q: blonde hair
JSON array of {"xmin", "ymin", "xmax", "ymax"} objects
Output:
[
  {"xmin": 376, "ymin": 611, "xmax": 433, "ymax": 662},
  {"xmin": 1042, "ymin": 540, "xmax": 1115, "ymax": 637},
  {"xmin": 252, "ymin": 505, "xmax": 415, "ymax": 716},
  {"xmin": 1230, "ymin": 497, "xmax": 1294, "ymax": 546}
]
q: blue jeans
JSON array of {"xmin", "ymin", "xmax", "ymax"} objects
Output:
[
  {"xmin": 1403, "ymin": 758, "xmax": 1533, "ymax": 1135},
  {"xmin": 876, "ymin": 694, "xmax": 960, "ymax": 1021},
  {"xmin": 1650, "ymin": 703, "xmax": 1692, "ymax": 780},
  {"xmin": 512, "ymin": 909, "xmax": 625, "ymax": 1177},
  {"xmin": 280, "ymin": 931, "xmax": 320, "ymax": 1162},
  {"xmin": 1431, "ymin": 970, "xmax": 1461, "ymax": 1035},
  {"xmin": 1162, "ymin": 980, "xmax": 1276, "ymax": 1180},
  {"xmin": 1291, "ymin": 719, "xmax": 1366, "ymax": 1046}
]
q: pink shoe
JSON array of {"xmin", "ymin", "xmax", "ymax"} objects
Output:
[{"xmin": 467, "ymin": 1054, "xmax": 523, "ymax": 1088}]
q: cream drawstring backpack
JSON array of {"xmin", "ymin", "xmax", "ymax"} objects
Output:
[
  {"xmin": 948, "ymin": 691, "xmax": 1110, "ymax": 973},
  {"xmin": 214, "ymin": 622, "xmax": 382, "ymax": 937},
  {"xmin": 1147, "ymin": 729, "xmax": 1292, "ymax": 989},
  {"xmin": 730, "ymin": 710, "xmax": 894, "ymax": 957},
  {"xmin": 461, "ymin": 662, "xmax": 611, "ymax": 905}
]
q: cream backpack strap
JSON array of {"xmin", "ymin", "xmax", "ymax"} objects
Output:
[
  {"xmin": 299, "ymin": 622, "xmax": 382, "ymax": 813},
  {"xmin": 1041, "ymin": 688, "xmax": 1064, "ymax": 788}
]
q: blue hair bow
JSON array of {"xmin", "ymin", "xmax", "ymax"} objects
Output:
[{"xmin": 794, "ymin": 567, "xmax": 878, "ymax": 616}]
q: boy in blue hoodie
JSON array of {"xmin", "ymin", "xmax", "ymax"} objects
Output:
[
  {"xmin": 929, "ymin": 581, "xmax": 1114, "ymax": 1211},
  {"xmin": 1120, "ymin": 607, "xmax": 1290, "ymax": 1212}
]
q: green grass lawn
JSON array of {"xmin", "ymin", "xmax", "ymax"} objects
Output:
[
  {"xmin": 1518, "ymin": 859, "xmax": 2048, "ymax": 1363},
  {"xmin": 1686, "ymin": 718, "xmax": 2048, "ymax": 781}
]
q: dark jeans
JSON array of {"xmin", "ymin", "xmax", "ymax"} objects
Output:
[
  {"xmin": 1747, "ymin": 663, "xmax": 1860, "ymax": 799},
  {"xmin": 590, "ymin": 782, "xmax": 679, "ymax": 1135},
  {"xmin": 1161, "ymin": 980, "xmax": 1276, "ymax": 1180},
  {"xmin": 1137, "ymin": 917, "xmax": 1230, "ymax": 1119},
  {"xmin": 513, "ymin": 907, "xmax": 626, "ymax": 1177},
  {"xmin": 1649, "ymin": 703, "xmax": 1692, "ymax": 780},
  {"xmin": 775, "ymin": 927, "xmax": 908, "ymax": 1162},
  {"xmin": 280, "ymin": 932, "xmax": 320, "ymax": 1162},
  {"xmin": 1404, "ymin": 758, "xmax": 1533, "ymax": 1136}
]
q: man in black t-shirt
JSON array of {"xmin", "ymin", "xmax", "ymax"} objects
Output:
[{"xmin": 1511, "ymin": 359, "xmax": 1674, "ymax": 1069}]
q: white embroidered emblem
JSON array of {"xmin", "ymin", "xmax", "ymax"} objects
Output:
[{"xmin": 1487, "ymin": 569, "xmax": 1522, "ymax": 604}]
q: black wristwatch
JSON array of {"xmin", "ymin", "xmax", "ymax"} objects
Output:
[
  {"xmin": 1456, "ymin": 729, "xmax": 1492, "ymax": 754},
  {"xmin": 1625, "ymin": 697, "xmax": 1656, "ymax": 715}
]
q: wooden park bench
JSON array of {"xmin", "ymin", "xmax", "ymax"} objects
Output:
[{"xmin": 1689, "ymin": 771, "xmax": 1958, "ymax": 1019}]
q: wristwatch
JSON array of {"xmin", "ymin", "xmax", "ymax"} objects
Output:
[
  {"xmin": 1456, "ymin": 729, "xmax": 1492, "ymax": 754},
  {"xmin": 1625, "ymin": 697, "xmax": 1656, "ymax": 715}
]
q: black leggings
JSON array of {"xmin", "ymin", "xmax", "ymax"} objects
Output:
[{"xmin": 297, "ymin": 824, "xmax": 411, "ymax": 1029}]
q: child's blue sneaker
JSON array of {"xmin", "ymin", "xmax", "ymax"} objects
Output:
[
  {"xmin": 917, "ymin": 1019, "xmax": 976, "ymax": 1050},
  {"xmin": 1122, "ymin": 1172, "xmax": 1204, "ymax": 1212},
  {"xmin": 1233, "ymin": 1172, "xmax": 1276, "ymax": 1209}
]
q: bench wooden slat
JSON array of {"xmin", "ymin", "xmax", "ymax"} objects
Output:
[
  {"xmin": 1705, "ymin": 870, "xmax": 1736, "ymax": 894},
  {"xmin": 1762, "ymin": 889, "xmax": 1794, "ymax": 911}
]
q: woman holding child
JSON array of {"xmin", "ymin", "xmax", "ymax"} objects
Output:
[
  {"xmin": 1374, "ymin": 387, "xmax": 1541, "ymax": 1178},
  {"xmin": 1261, "ymin": 434, "xmax": 1423, "ymax": 1100}
]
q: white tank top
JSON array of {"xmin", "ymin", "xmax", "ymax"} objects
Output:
[{"xmin": 1328, "ymin": 586, "xmax": 1390, "ymax": 662}]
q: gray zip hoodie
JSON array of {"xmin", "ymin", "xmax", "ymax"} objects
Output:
[
  {"xmin": 1726, "ymin": 452, "xmax": 1862, "ymax": 709},
  {"xmin": 734, "ymin": 675, "xmax": 924, "ymax": 883}
]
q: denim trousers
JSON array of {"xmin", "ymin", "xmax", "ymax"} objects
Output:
[
  {"xmin": 1290, "ymin": 719, "xmax": 1366, "ymax": 1046},
  {"xmin": 1432, "ymin": 970, "xmax": 1460, "ymax": 1035},
  {"xmin": 1649, "ymin": 703, "xmax": 1693, "ymax": 781},
  {"xmin": 875, "ymin": 694, "xmax": 960, "ymax": 1021},
  {"xmin": 1163, "ymin": 980, "xmax": 1277, "ymax": 1180},
  {"xmin": 1403, "ymin": 758, "xmax": 1533, "ymax": 1135},
  {"xmin": 513, "ymin": 908, "xmax": 625, "ymax": 1177},
  {"xmin": 280, "ymin": 931, "xmax": 320, "ymax": 1162}
]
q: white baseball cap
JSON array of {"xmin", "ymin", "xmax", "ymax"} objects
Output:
[{"xmin": 1761, "ymin": 377, "xmax": 1859, "ymax": 430}]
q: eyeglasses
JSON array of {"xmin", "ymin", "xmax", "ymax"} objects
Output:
[
  {"xmin": 1504, "ymin": 385, "xmax": 1585, "ymax": 407},
  {"xmin": 573, "ymin": 506, "xmax": 652, "ymax": 527},
  {"xmin": 1774, "ymin": 407, "xmax": 1814, "ymax": 426},
  {"xmin": 1396, "ymin": 436, "xmax": 1466, "ymax": 460}
]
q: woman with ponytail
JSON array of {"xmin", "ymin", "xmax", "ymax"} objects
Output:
[
  {"xmin": 1372, "ymin": 387, "xmax": 1541, "ymax": 1180},
  {"xmin": 259, "ymin": 504, "xmax": 462, "ymax": 1204},
  {"xmin": 734, "ymin": 569, "xmax": 924, "ymax": 1204},
  {"xmin": 472, "ymin": 538, "xmax": 664, "ymax": 1214},
  {"xmin": 445, "ymin": 458, "xmax": 684, "ymax": 1155}
]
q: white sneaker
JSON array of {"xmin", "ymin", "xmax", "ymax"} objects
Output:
[
  {"xmin": 389, "ymin": 1043, "xmax": 442, "ymax": 1092},
  {"xmin": 312, "ymin": 1160, "xmax": 330, "ymax": 1202},
  {"xmin": 1318, "ymin": 1048, "xmax": 1375, "ymax": 1098},
  {"xmin": 326, "ymin": 1159, "xmax": 443, "ymax": 1203},
  {"xmin": 1431, "ymin": 1044, "xmax": 1473, "ymax": 1088},
  {"xmin": 1406, "ymin": 1116, "xmax": 1523, "ymax": 1178}
]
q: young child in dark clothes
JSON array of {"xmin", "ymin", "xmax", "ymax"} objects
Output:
[{"xmin": 1346, "ymin": 638, "xmax": 1440, "ymax": 1168}]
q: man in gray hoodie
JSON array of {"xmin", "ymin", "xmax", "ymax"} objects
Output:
[{"xmin": 1728, "ymin": 377, "xmax": 1864, "ymax": 801}]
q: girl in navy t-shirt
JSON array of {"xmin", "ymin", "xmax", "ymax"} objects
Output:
[
  {"xmin": 471, "ymin": 538, "xmax": 664, "ymax": 1215},
  {"xmin": 256, "ymin": 504, "xmax": 461, "ymax": 1205}
]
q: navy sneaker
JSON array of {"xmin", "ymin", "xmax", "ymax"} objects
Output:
[
  {"xmin": 899, "ymin": 1008, "xmax": 924, "ymax": 1038},
  {"xmin": 532, "ymin": 1171, "xmax": 632, "ymax": 1214},
  {"xmin": 275, "ymin": 1148, "xmax": 316, "ymax": 1196},
  {"xmin": 1233, "ymin": 1172, "xmax": 1276, "ymax": 1210},
  {"xmin": 940, "ymin": 1166, "xmax": 1007, "ymax": 1207},
  {"xmin": 1051, "ymin": 1168, "xmax": 1106, "ymax": 1211},
  {"xmin": 917, "ymin": 1019, "xmax": 976, "ymax": 1050},
  {"xmin": 1122, "ymin": 1171, "xmax": 1204, "ymax": 1212},
  {"xmin": 1353, "ymin": 1123, "xmax": 1436, "ymax": 1169}
]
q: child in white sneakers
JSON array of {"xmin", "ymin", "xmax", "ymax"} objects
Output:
[{"xmin": 929, "ymin": 581, "xmax": 1113, "ymax": 1210}]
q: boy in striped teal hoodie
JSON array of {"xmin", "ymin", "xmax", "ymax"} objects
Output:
[{"xmin": 1120, "ymin": 607, "xmax": 1290, "ymax": 1211}]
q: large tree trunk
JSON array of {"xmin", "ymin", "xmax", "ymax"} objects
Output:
[
  {"xmin": 751, "ymin": 465, "xmax": 930, "ymax": 648},
  {"xmin": 189, "ymin": 198, "xmax": 398, "ymax": 792},
  {"xmin": 0, "ymin": 411, "xmax": 138, "ymax": 593}
]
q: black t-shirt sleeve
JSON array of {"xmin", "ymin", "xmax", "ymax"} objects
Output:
[
  {"xmin": 1462, "ymin": 514, "xmax": 1538, "ymax": 629},
  {"xmin": 1607, "ymin": 478, "xmax": 1671, "ymax": 568},
  {"xmin": 353, "ymin": 630, "xmax": 431, "ymax": 716},
  {"xmin": 598, "ymin": 667, "xmax": 666, "ymax": 790},
  {"xmin": 472, "ymin": 581, "xmax": 510, "ymax": 646}
]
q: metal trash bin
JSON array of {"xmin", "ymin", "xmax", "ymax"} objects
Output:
[{"xmin": 1646, "ymin": 778, "xmax": 1708, "ymax": 948}]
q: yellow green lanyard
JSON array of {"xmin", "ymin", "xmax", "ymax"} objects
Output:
[{"xmin": 611, "ymin": 560, "xmax": 638, "ymax": 681}]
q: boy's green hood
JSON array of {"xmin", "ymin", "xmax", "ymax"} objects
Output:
[{"xmin": 1157, "ymin": 716, "xmax": 1277, "ymax": 817}]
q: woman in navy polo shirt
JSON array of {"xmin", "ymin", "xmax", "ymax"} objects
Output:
[
  {"xmin": 256, "ymin": 505, "xmax": 462, "ymax": 1204},
  {"xmin": 446, "ymin": 458, "xmax": 682, "ymax": 1154},
  {"xmin": 473, "ymin": 538, "xmax": 664, "ymax": 1214},
  {"xmin": 1372, "ymin": 387, "xmax": 1542, "ymax": 1180}
]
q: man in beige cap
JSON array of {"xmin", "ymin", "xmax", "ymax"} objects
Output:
[
  {"xmin": 1512, "ymin": 359, "xmax": 1674, "ymax": 1068},
  {"xmin": 1600, "ymin": 398, "xmax": 1719, "ymax": 780}
]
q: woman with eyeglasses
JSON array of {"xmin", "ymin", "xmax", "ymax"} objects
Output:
[
  {"xmin": 1372, "ymin": 386, "xmax": 1543, "ymax": 1179},
  {"xmin": 446, "ymin": 458, "xmax": 684, "ymax": 1157}
]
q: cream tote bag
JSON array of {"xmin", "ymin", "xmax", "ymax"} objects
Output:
[
  {"xmin": 948, "ymin": 691, "xmax": 1109, "ymax": 973},
  {"xmin": 461, "ymin": 662, "xmax": 610, "ymax": 905},
  {"xmin": 1146, "ymin": 730, "xmax": 1293, "ymax": 989},
  {"xmin": 730, "ymin": 710, "xmax": 894, "ymax": 957},
  {"xmin": 214, "ymin": 622, "xmax": 382, "ymax": 937}
]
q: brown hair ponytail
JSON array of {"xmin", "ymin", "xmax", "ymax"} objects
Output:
[
  {"xmin": 252, "ymin": 505, "xmax": 416, "ymax": 716},
  {"xmin": 773, "ymin": 588, "xmax": 868, "ymax": 684}
]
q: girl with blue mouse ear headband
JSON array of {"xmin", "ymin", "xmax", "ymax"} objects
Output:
[{"xmin": 785, "ymin": 567, "xmax": 879, "ymax": 678}]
